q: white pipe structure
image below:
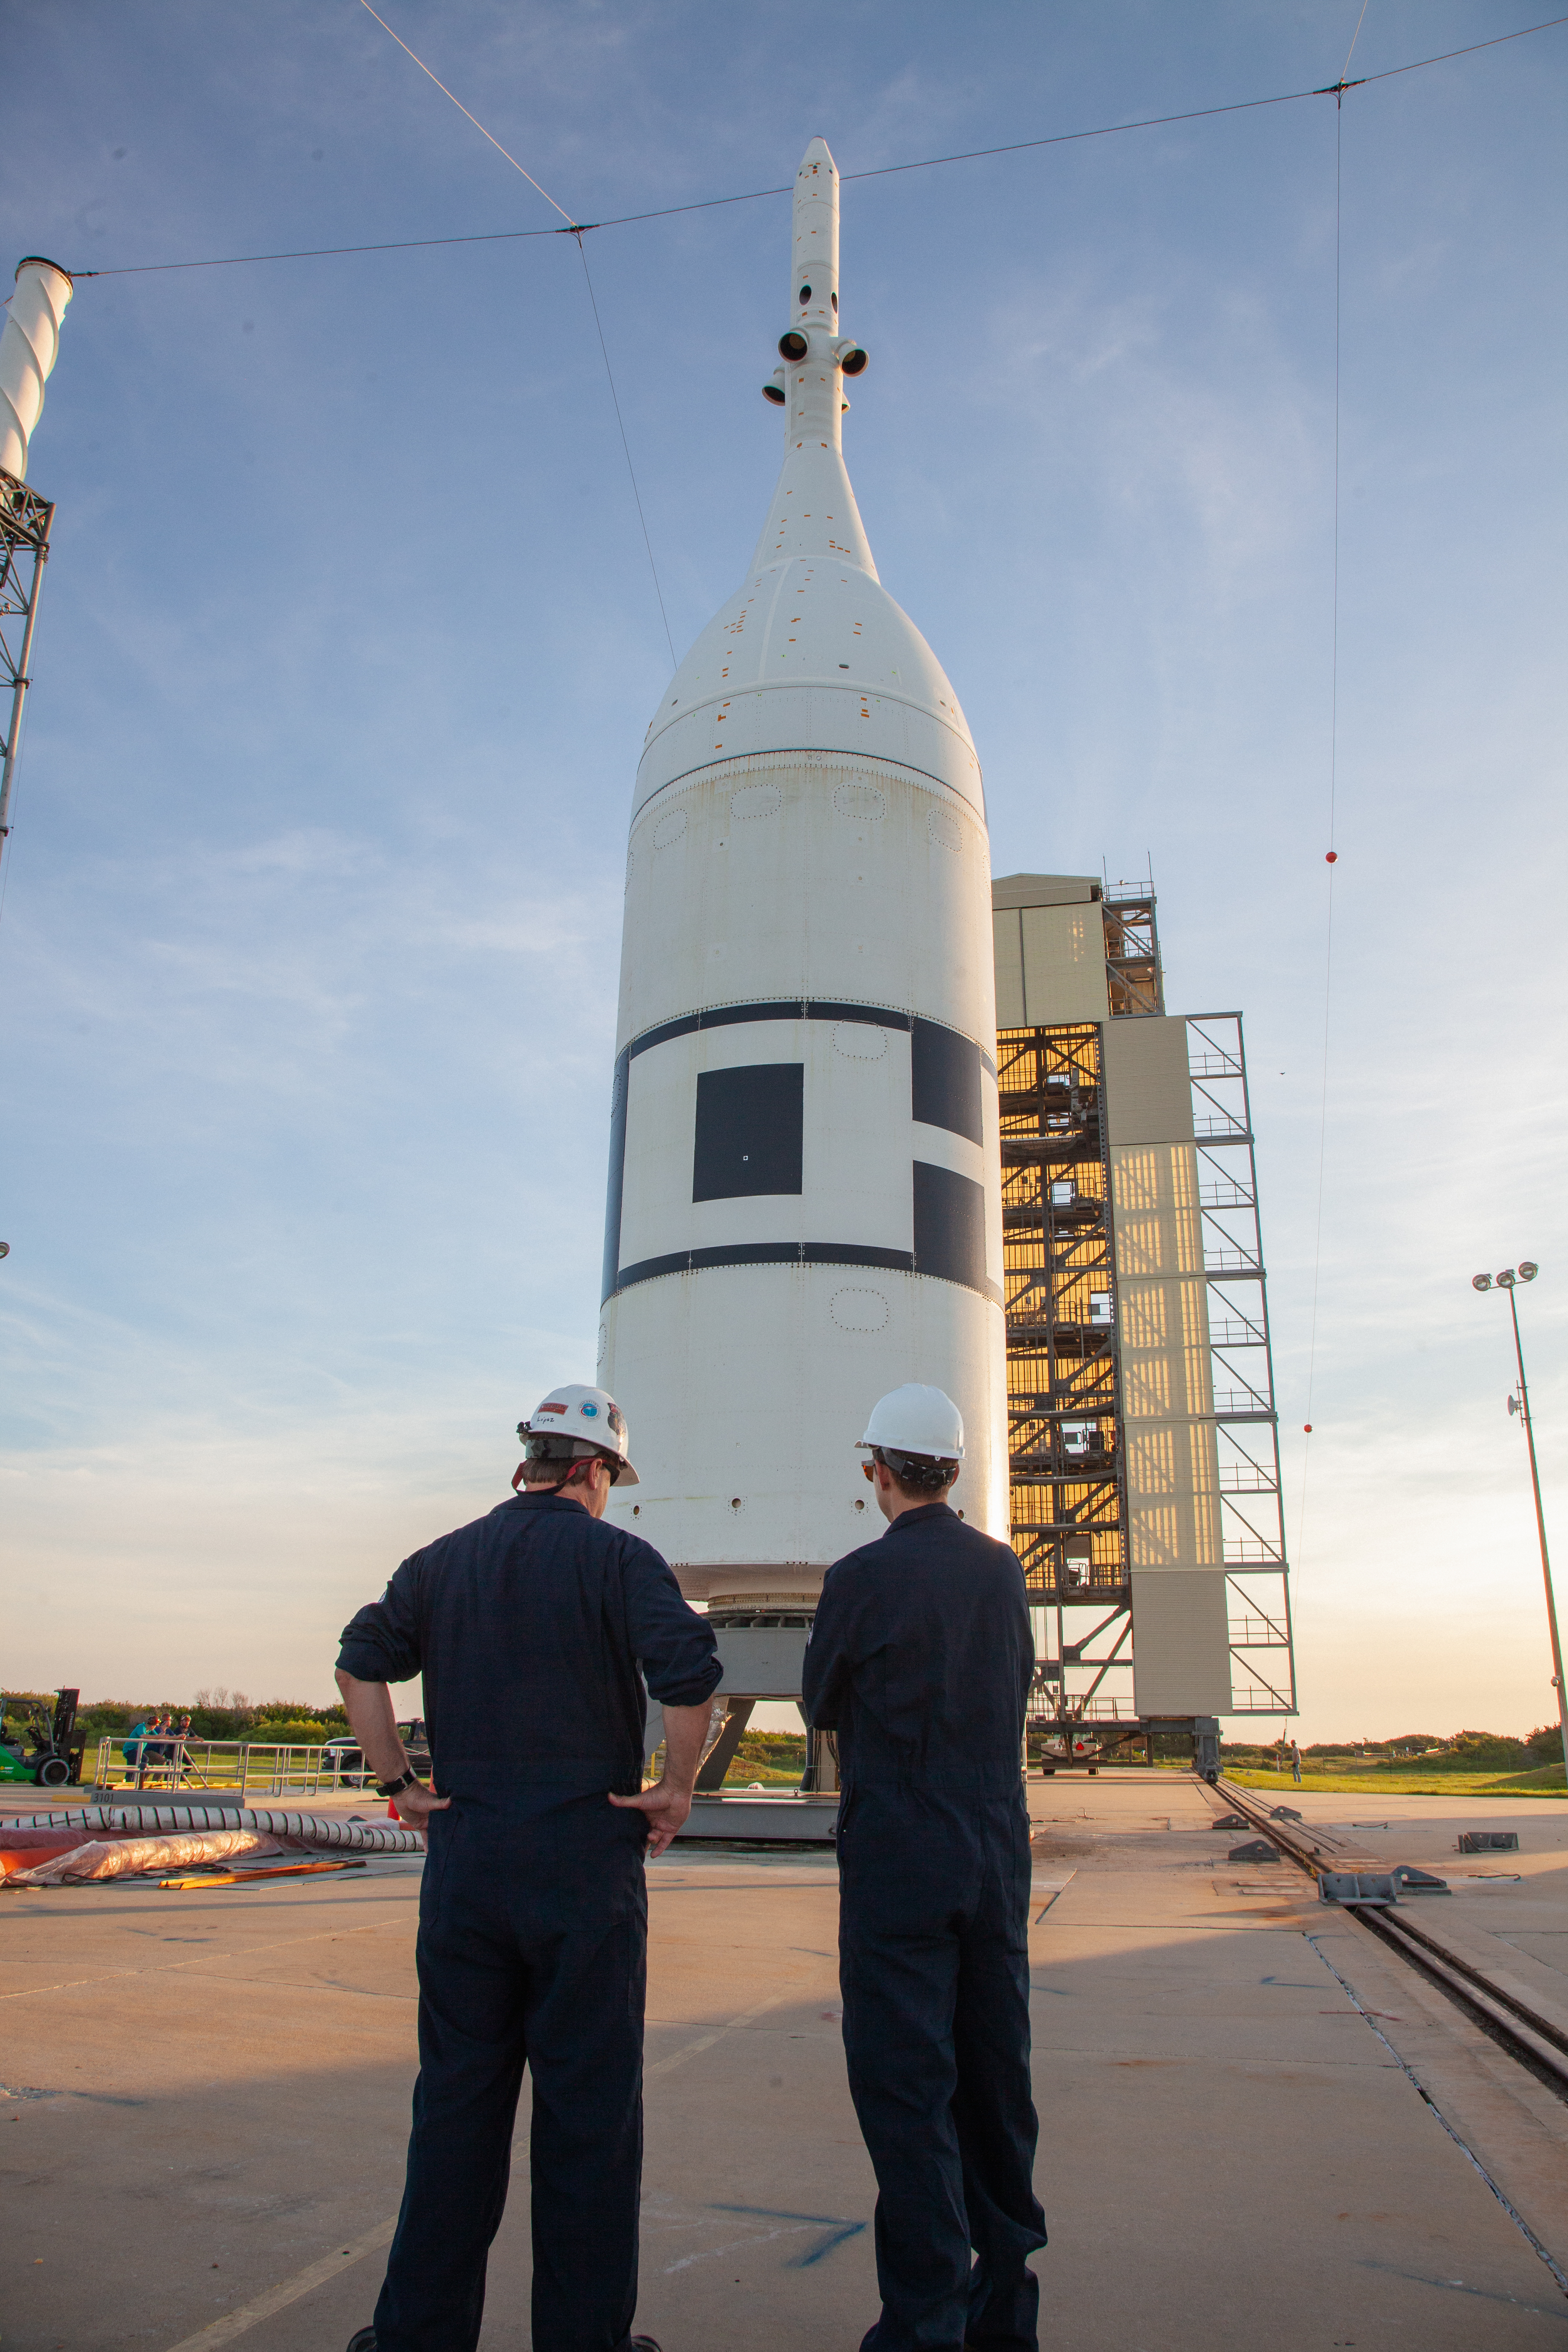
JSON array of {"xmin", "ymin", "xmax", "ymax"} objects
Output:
[
  {"xmin": 598, "ymin": 139, "xmax": 1006, "ymax": 1624},
  {"xmin": 0, "ymin": 258, "xmax": 73, "ymax": 483}
]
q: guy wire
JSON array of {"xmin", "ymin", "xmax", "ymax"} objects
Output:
[
  {"xmin": 73, "ymin": 13, "xmax": 1568, "ymax": 279},
  {"xmin": 1298, "ymin": 26, "xmax": 1360, "ymax": 1578},
  {"xmin": 573, "ymin": 233, "xmax": 678, "ymax": 673},
  {"xmin": 356, "ymin": 0, "xmax": 575, "ymax": 223},
  {"xmin": 354, "ymin": 0, "xmax": 677, "ymax": 669}
]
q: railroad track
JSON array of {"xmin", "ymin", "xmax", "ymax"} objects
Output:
[{"xmin": 1209, "ymin": 1774, "xmax": 1568, "ymax": 2106}]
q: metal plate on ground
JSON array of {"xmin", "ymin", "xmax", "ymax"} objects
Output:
[{"xmin": 675, "ymin": 1793, "xmax": 840, "ymax": 1843}]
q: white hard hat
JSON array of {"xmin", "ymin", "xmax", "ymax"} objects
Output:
[
  {"xmin": 519, "ymin": 1383, "xmax": 640, "ymax": 1485},
  {"xmin": 857, "ymin": 1384, "xmax": 965, "ymax": 1461}
]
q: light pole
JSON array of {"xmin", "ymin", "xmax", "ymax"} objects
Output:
[{"xmin": 1472, "ymin": 1262, "xmax": 1566, "ymax": 1786}]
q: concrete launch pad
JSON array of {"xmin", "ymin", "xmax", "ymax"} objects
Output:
[{"xmin": 5, "ymin": 1772, "xmax": 1567, "ymax": 2352}]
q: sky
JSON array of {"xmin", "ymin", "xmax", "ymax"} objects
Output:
[{"xmin": 0, "ymin": 0, "xmax": 1563, "ymax": 1743}]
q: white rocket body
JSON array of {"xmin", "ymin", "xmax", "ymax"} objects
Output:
[
  {"xmin": 0, "ymin": 260, "xmax": 73, "ymax": 482},
  {"xmin": 599, "ymin": 140, "xmax": 1006, "ymax": 1602}
]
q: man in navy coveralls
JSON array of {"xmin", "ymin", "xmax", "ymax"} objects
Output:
[
  {"xmin": 334, "ymin": 1384, "xmax": 721, "ymax": 2352},
  {"xmin": 803, "ymin": 1383, "xmax": 1045, "ymax": 2352}
]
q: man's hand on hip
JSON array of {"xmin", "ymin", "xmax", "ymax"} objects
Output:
[
  {"xmin": 392, "ymin": 1779, "xmax": 450, "ymax": 1831},
  {"xmin": 608, "ymin": 1774, "xmax": 693, "ymax": 1857},
  {"xmin": 608, "ymin": 1697, "xmax": 715, "ymax": 1857},
  {"xmin": 333, "ymin": 1669, "xmax": 449, "ymax": 1833}
]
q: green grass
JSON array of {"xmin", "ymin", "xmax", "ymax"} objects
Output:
[{"xmin": 1223, "ymin": 1764, "xmax": 1565, "ymax": 1799}]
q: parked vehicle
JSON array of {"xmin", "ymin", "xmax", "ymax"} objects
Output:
[
  {"xmin": 0, "ymin": 1689, "xmax": 85, "ymax": 1788},
  {"xmin": 322, "ymin": 1719, "xmax": 431, "ymax": 1787}
]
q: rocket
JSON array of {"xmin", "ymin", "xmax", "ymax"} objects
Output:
[{"xmin": 598, "ymin": 140, "xmax": 1006, "ymax": 1609}]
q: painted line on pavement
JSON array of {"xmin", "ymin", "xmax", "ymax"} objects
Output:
[
  {"xmin": 162, "ymin": 2217, "xmax": 397, "ymax": 2352},
  {"xmin": 647, "ymin": 1985, "xmax": 805, "ymax": 2076}
]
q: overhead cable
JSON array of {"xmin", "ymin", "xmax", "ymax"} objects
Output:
[
  {"xmin": 572, "ymin": 232, "xmax": 678, "ymax": 670},
  {"xmin": 356, "ymin": 0, "xmax": 676, "ymax": 667},
  {"xmin": 356, "ymin": 0, "xmax": 577, "ymax": 224},
  {"xmin": 1297, "ymin": 51, "xmax": 1358, "ymax": 1581},
  {"xmin": 72, "ymin": 13, "xmax": 1568, "ymax": 280}
]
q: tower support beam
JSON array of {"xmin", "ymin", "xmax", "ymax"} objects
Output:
[{"xmin": 0, "ymin": 469, "xmax": 54, "ymax": 870}]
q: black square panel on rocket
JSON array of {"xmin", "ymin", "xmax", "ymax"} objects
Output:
[
  {"xmin": 692, "ymin": 1063, "xmax": 805, "ymax": 1201},
  {"xmin": 912, "ymin": 1160, "xmax": 987, "ymax": 1292},
  {"xmin": 911, "ymin": 1017, "xmax": 983, "ymax": 1144}
]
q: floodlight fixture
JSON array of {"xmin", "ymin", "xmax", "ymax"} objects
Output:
[{"xmin": 1472, "ymin": 1255, "xmax": 1565, "ymax": 1784}]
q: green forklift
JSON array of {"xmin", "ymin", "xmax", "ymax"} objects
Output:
[{"xmin": 0, "ymin": 1689, "xmax": 85, "ymax": 1789}]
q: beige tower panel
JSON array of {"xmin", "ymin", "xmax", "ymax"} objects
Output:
[
  {"xmin": 1019, "ymin": 903, "xmax": 1110, "ymax": 1024},
  {"xmin": 994, "ymin": 909, "xmax": 1026, "ymax": 1027},
  {"xmin": 1130, "ymin": 1570, "xmax": 1231, "ymax": 1715},
  {"xmin": 1108, "ymin": 1027, "xmax": 1230, "ymax": 1714},
  {"xmin": 991, "ymin": 872, "xmax": 1100, "ymax": 911},
  {"xmin": 1113, "ymin": 1139, "xmax": 1224, "ymax": 1571},
  {"xmin": 1103, "ymin": 1016, "xmax": 1196, "ymax": 1148},
  {"xmin": 1123, "ymin": 1421, "xmax": 1223, "ymax": 1571},
  {"xmin": 991, "ymin": 874, "xmax": 1109, "ymax": 1029},
  {"xmin": 1118, "ymin": 1274, "xmax": 1215, "ymax": 1418},
  {"xmin": 1109, "ymin": 1139, "xmax": 1206, "ymax": 1278}
]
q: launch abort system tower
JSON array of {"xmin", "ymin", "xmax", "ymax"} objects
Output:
[{"xmin": 993, "ymin": 872, "xmax": 1296, "ymax": 1767}]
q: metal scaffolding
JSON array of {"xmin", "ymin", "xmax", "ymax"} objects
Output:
[
  {"xmin": 1102, "ymin": 879, "xmax": 1163, "ymax": 1017},
  {"xmin": 1185, "ymin": 1011, "xmax": 1296, "ymax": 1715},
  {"xmin": 0, "ymin": 467, "xmax": 55, "ymax": 872},
  {"xmin": 998, "ymin": 1017, "xmax": 1136, "ymax": 1744}
]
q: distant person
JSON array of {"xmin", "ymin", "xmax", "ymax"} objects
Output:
[
  {"xmin": 121, "ymin": 1718, "xmax": 150, "ymax": 1774},
  {"xmin": 803, "ymin": 1385, "xmax": 1046, "ymax": 2352},
  {"xmin": 334, "ymin": 1385, "xmax": 720, "ymax": 2352},
  {"xmin": 1291, "ymin": 1741, "xmax": 1302, "ymax": 1787},
  {"xmin": 137, "ymin": 1713, "xmax": 171, "ymax": 1781}
]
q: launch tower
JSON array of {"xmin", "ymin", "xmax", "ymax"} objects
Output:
[{"xmin": 993, "ymin": 872, "xmax": 1296, "ymax": 1768}]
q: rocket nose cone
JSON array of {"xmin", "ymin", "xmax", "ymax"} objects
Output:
[{"xmin": 797, "ymin": 136, "xmax": 837, "ymax": 178}]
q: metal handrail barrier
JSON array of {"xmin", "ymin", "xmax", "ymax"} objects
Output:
[{"xmin": 92, "ymin": 1737, "xmax": 366, "ymax": 1797}]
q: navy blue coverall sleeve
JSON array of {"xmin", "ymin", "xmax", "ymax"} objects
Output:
[
  {"xmin": 622, "ymin": 1551, "xmax": 723, "ymax": 1707},
  {"xmin": 337, "ymin": 1556, "xmax": 424, "ymax": 1685},
  {"xmin": 800, "ymin": 1561, "xmax": 861, "ymax": 1730}
]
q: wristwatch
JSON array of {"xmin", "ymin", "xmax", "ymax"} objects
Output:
[{"xmin": 376, "ymin": 1767, "xmax": 419, "ymax": 1799}]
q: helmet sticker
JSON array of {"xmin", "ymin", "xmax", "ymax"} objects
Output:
[
  {"xmin": 536, "ymin": 1401, "xmax": 566, "ymax": 1415},
  {"xmin": 580, "ymin": 1400, "xmax": 600, "ymax": 1418},
  {"xmin": 606, "ymin": 1403, "xmax": 626, "ymax": 1436}
]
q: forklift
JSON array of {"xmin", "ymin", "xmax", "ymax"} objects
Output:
[{"xmin": 0, "ymin": 1688, "xmax": 85, "ymax": 1789}]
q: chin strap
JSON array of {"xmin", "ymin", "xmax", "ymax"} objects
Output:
[{"xmin": 513, "ymin": 1460, "xmax": 586, "ymax": 1496}]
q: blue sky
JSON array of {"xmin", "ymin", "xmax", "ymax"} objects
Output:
[{"xmin": 1, "ymin": 2, "xmax": 1563, "ymax": 1739}]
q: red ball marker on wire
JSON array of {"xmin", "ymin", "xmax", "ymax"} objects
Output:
[{"xmin": 1325, "ymin": 851, "xmax": 1337, "ymax": 864}]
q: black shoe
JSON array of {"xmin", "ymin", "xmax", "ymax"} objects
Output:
[{"xmin": 346, "ymin": 2330, "xmax": 376, "ymax": 2352}]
